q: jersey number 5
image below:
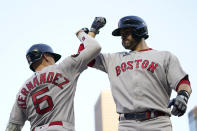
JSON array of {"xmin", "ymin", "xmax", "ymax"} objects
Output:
[{"xmin": 32, "ymin": 87, "xmax": 54, "ymax": 115}]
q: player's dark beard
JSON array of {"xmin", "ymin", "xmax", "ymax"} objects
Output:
[{"xmin": 122, "ymin": 38, "xmax": 140, "ymax": 51}]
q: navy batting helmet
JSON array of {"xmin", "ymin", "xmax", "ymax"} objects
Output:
[
  {"xmin": 26, "ymin": 43, "xmax": 61, "ymax": 71},
  {"xmin": 112, "ymin": 16, "xmax": 149, "ymax": 39}
]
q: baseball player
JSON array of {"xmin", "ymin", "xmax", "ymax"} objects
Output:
[
  {"xmin": 5, "ymin": 18, "xmax": 106, "ymax": 131},
  {"xmin": 78, "ymin": 16, "xmax": 192, "ymax": 131}
]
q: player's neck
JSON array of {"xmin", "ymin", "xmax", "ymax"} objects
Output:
[
  {"xmin": 35, "ymin": 65, "xmax": 47, "ymax": 72},
  {"xmin": 134, "ymin": 39, "xmax": 149, "ymax": 52},
  {"xmin": 35, "ymin": 60, "xmax": 52, "ymax": 72}
]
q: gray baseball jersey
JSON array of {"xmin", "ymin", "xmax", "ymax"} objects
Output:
[
  {"xmin": 92, "ymin": 48, "xmax": 187, "ymax": 114},
  {"xmin": 8, "ymin": 32, "xmax": 101, "ymax": 130}
]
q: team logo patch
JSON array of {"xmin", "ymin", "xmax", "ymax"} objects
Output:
[
  {"xmin": 120, "ymin": 52, "xmax": 130, "ymax": 56},
  {"xmin": 82, "ymin": 36, "xmax": 86, "ymax": 41}
]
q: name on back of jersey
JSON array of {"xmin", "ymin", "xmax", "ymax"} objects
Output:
[{"xmin": 17, "ymin": 72, "xmax": 70, "ymax": 109}]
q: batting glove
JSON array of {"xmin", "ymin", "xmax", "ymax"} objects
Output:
[
  {"xmin": 168, "ymin": 90, "xmax": 189, "ymax": 117},
  {"xmin": 90, "ymin": 17, "xmax": 106, "ymax": 34}
]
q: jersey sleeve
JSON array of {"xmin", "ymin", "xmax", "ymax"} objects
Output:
[
  {"xmin": 90, "ymin": 53, "xmax": 109, "ymax": 73},
  {"xmin": 58, "ymin": 32, "xmax": 101, "ymax": 77},
  {"xmin": 165, "ymin": 52, "xmax": 188, "ymax": 91},
  {"xmin": 8, "ymin": 97, "xmax": 26, "ymax": 126},
  {"xmin": 5, "ymin": 123, "xmax": 22, "ymax": 131}
]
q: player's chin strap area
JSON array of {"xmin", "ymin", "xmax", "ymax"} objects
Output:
[{"xmin": 119, "ymin": 110, "xmax": 170, "ymax": 121}]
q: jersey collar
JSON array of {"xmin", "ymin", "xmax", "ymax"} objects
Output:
[{"xmin": 138, "ymin": 48, "xmax": 152, "ymax": 52}]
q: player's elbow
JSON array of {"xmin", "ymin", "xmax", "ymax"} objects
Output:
[
  {"xmin": 95, "ymin": 44, "xmax": 102, "ymax": 54},
  {"xmin": 91, "ymin": 41, "xmax": 102, "ymax": 55}
]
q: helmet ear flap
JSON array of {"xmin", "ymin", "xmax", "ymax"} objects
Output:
[
  {"xmin": 26, "ymin": 50, "xmax": 43, "ymax": 72},
  {"xmin": 26, "ymin": 49, "xmax": 42, "ymax": 65}
]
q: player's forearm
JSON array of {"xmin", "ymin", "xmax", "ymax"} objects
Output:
[
  {"xmin": 77, "ymin": 32, "xmax": 101, "ymax": 62},
  {"xmin": 5, "ymin": 123, "xmax": 22, "ymax": 131},
  {"xmin": 77, "ymin": 32, "xmax": 100, "ymax": 49},
  {"xmin": 77, "ymin": 32, "xmax": 98, "ymax": 68}
]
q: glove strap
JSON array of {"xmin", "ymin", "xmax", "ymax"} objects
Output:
[
  {"xmin": 177, "ymin": 90, "xmax": 189, "ymax": 103},
  {"xmin": 90, "ymin": 28, "xmax": 99, "ymax": 34}
]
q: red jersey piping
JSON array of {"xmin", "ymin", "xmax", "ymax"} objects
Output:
[{"xmin": 139, "ymin": 48, "xmax": 153, "ymax": 52}]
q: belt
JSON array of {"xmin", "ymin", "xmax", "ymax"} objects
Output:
[
  {"xmin": 32, "ymin": 121, "xmax": 63, "ymax": 131},
  {"xmin": 119, "ymin": 110, "xmax": 170, "ymax": 121}
]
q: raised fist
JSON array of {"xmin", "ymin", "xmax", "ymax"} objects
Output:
[
  {"xmin": 90, "ymin": 17, "xmax": 106, "ymax": 34},
  {"xmin": 168, "ymin": 90, "xmax": 189, "ymax": 117}
]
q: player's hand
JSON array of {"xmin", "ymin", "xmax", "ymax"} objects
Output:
[
  {"xmin": 90, "ymin": 17, "xmax": 106, "ymax": 34},
  {"xmin": 168, "ymin": 90, "xmax": 189, "ymax": 117},
  {"xmin": 76, "ymin": 27, "xmax": 89, "ymax": 36}
]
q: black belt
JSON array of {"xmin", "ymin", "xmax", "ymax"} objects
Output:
[{"xmin": 119, "ymin": 110, "xmax": 170, "ymax": 121}]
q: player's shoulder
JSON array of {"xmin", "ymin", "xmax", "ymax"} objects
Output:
[
  {"xmin": 43, "ymin": 64, "xmax": 61, "ymax": 72},
  {"xmin": 151, "ymin": 49, "xmax": 173, "ymax": 56},
  {"xmin": 152, "ymin": 49, "xmax": 178, "ymax": 60},
  {"xmin": 15, "ymin": 73, "xmax": 34, "ymax": 94}
]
